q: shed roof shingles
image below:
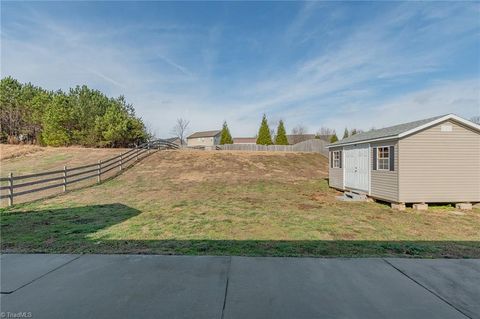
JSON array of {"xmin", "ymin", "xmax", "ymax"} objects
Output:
[{"xmin": 329, "ymin": 115, "xmax": 445, "ymax": 146}]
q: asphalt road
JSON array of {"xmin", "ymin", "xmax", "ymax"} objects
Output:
[{"xmin": 1, "ymin": 254, "xmax": 479, "ymax": 319}]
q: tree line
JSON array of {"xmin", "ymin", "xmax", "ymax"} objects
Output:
[
  {"xmin": 218, "ymin": 114, "xmax": 362, "ymax": 145},
  {"xmin": 0, "ymin": 77, "xmax": 149, "ymax": 147}
]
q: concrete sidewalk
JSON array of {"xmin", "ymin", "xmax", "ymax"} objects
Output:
[{"xmin": 1, "ymin": 254, "xmax": 479, "ymax": 319}]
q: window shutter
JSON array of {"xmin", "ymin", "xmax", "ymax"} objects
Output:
[
  {"xmin": 389, "ymin": 146, "xmax": 395, "ymax": 171},
  {"xmin": 339, "ymin": 151, "xmax": 342, "ymax": 168},
  {"xmin": 330, "ymin": 152, "xmax": 333, "ymax": 168},
  {"xmin": 372, "ymin": 147, "xmax": 377, "ymax": 170}
]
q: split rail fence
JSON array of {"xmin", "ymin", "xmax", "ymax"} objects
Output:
[{"xmin": 0, "ymin": 139, "xmax": 179, "ymax": 206}]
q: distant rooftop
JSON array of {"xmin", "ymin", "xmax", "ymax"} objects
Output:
[{"xmin": 187, "ymin": 130, "xmax": 221, "ymax": 139}]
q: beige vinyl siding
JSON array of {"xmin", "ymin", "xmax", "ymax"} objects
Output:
[
  {"xmin": 187, "ymin": 135, "xmax": 220, "ymax": 147},
  {"xmin": 398, "ymin": 120, "xmax": 480, "ymax": 203},
  {"xmin": 370, "ymin": 141, "xmax": 399, "ymax": 202},
  {"xmin": 328, "ymin": 147, "xmax": 344, "ymax": 190}
]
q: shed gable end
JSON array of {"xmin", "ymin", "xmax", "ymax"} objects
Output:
[{"xmin": 398, "ymin": 120, "xmax": 480, "ymax": 203}]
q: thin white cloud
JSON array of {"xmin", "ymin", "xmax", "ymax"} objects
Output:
[
  {"xmin": 156, "ymin": 55, "xmax": 193, "ymax": 77},
  {"xmin": 87, "ymin": 68, "xmax": 126, "ymax": 89}
]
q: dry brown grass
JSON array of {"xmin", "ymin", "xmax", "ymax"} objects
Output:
[
  {"xmin": 0, "ymin": 144, "xmax": 44, "ymax": 160},
  {"xmin": 1, "ymin": 149, "xmax": 479, "ymax": 257},
  {"xmin": 144, "ymin": 150, "xmax": 328, "ymax": 182},
  {"xmin": 0, "ymin": 145, "xmax": 128, "ymax": 205},
  {"xmin": 0, "ymin": 144, "xmax": 127, "ymax": 175}
]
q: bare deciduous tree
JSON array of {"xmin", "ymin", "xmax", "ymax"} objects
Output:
[
  {"xmin": 171, "ymin": 118, "xmax": 190, "ymax": 145},
  {"xmin": 291, "ymin": 124, "xmax": 306, "ymax": 136},
  {"xmin": 291, "ymin": 124, "xmax": 307, "ymax": 144},
  {"xmin": 470, "ymin": 116, "xmax": 480, "ymax": 124},
  {"xmin": 317, "ymin": 127, "xmax": 334, "ymax": 136},
  {"xmin": 144, "ymin": 121, "xmax": 157, "ymax": 141},
  {"xmin": 316, "ymin": 126, "xmax": 335, "ymax": 141},
  {"xmin": 270, "ymin": 128, "xmax": 276, "ymax": 141}
]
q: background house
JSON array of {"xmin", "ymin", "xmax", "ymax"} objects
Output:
[
  {"xmin": 187, "ymin": 130, "xmax": 221, "ymax": 149},
  {"xmin": 326, "ymin": 114, "xmax": 480, "ymax": 208}
]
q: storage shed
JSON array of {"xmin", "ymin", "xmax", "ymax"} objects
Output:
[{"xmin": 326, "ymin": 114, "xmax": 480, "ymax": 208}]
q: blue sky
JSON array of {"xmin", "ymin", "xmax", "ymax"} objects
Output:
[{"xmin": 1, "ymin": 1, "xmax": 479, "ymax": 137}]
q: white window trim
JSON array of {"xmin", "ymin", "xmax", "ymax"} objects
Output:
[
  {"xmin": 377, "ymin": 146, "xmax": 390, "ymax": 171},
  {"xmin": 333, "ymin": 150, "xmax": 341, "ymax": 168}
]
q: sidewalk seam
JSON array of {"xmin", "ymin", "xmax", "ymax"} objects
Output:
[
  {"xmin": 1, "ymin": 255, "xmax": 82, "ymax": 295},
  {"xmin": 221, "ymin": 256, "xmax": 232, "ymax": 319},
  {"xmin": 382, "ymin": 258, "xmax": 472, "ymax": 319}
]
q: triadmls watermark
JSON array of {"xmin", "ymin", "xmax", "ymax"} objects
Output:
[{"xmin": 1, "ymin": 312, "xmax": 33, "ymax": 318}]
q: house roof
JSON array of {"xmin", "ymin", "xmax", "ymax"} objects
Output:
[
  {"xmin": 327, "ymin": 114, "xmax": 480, "ymax": 148},
  {"xmin": 233, "ymin": 137, "xmax": 257, "ymax": 144},
  {"xmin": 187, "ymin": 130, "xmax": 221, "ymax": 139}
]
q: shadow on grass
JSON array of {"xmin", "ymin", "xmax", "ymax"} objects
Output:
[{"xmin": 1, "ymin": 204, "xmax": 479, "ymax": 258}]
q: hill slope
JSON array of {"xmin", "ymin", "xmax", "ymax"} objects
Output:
[{"xmin": 2, "ymin": 150, "xmax": 479, "ymax": 258}]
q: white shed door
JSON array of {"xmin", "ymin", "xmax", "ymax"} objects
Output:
[{"xmin": 344, "ymin": 144, "xmax": 370, "ymax": 192}]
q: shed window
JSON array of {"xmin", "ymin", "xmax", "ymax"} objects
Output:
[
  {"xmin": 377, "ymin": 147, "xmax": 390, "ymax": 170},
  {"xmin": 333, "ymin": 151, "xmax": 341, "ymax": 168}
]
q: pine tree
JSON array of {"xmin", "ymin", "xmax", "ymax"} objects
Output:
[
  {"xmin": 41, "ymin": 94, "xmax": 72, "ymax": 146},
  {"xmin": 220, "ymin": 121, "xmax": 233, "ymax": 144},
  {"xmin": 0, "ymin": 77, "xmax": 148, "ymax": 147},
  {"xmin": 343, "ymin": 128, "xmax": 349, "ymax": 139},
  {"xmin": 330, "ymin": 132, "xmax": 339, "ymax": 143},
  {"xmin": 274, "ymin": 120, "xmax": 288, "ymax": 145},
  {"xmin": 351, "ymin": 128, "xmax": 358, "ymax": 136},
  {"xmin": 256, "ymin": 114, "xmax": 273, "ymax": 145}
]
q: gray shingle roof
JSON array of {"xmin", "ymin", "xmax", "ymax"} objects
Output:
[
  {"xmin": 187, "ymin": 130, "xmax": 221, "ymax": 139},
  {"xmin": 329, "ymin": 115, "xmax": 446, "ymax": 147}
]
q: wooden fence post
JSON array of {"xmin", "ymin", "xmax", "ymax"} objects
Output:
[
  {"xmin": 8, "ymin": 172, "xmax": 13, "ymax": 207},
  {"xmin": 136, "ymin": 148, "xmax": 139, "ymax": 161},
  {"xmin": 120, "ymin": 154, "xmax": 123, "ymax": 171},
  {"xmin": 97, "ymin": 160, "xmax": 102, "ymax": 183},
  {"xmin": 63, "ymin": 166, "xmax": 67, "ymax": 192}
]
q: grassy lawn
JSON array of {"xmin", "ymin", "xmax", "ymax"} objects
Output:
[
  {"xmin": 0, "ymin": 144, "xmax": 128, "ymax": 204},
  {"xmin": 0, "ymin": 144, "xmax": 126, "ymax": 174},
  {"xmin": 1, "ymin": 150, "xmax": 479, "ymax": 257}
]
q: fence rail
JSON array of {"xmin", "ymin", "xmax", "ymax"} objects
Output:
[
  {"xmin": 1, "ymin": 139, "xmax": 179, "ymax": 206},
  {"xmin": 218, "ymin": 139, "xmax": 328, "ymax": 156}
]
